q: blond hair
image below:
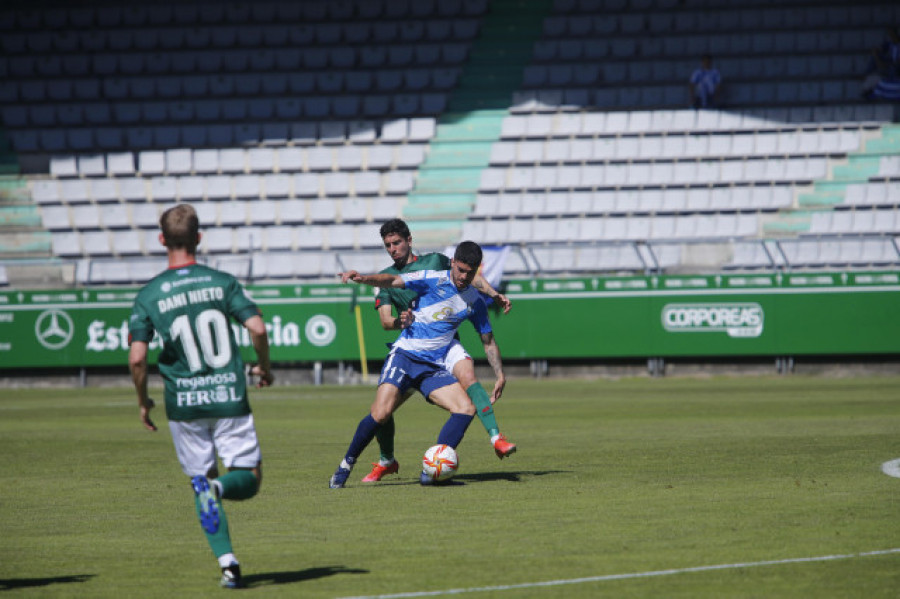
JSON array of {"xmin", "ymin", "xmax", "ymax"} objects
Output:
[{"xmin": 159, "ymin": 204, "xmax": 200, "ymax": 253}]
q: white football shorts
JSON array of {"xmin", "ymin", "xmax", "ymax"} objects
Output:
[
  {"xmin": 169, "ymin": 414, "xmax": 261, "ymax": 477},
  {"xmin": 437, "ymin": 339, "xmax": 472, "ymax": 375}
]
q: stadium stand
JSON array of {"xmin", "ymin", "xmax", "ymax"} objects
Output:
[{"xmin": 0, "ymin": 0, "xmax": 898, "ymax": 286}]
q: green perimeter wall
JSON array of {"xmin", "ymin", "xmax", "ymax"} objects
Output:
[{"xmin": 0, "ymin": 270, "xmax": 898, "ymax": 369}]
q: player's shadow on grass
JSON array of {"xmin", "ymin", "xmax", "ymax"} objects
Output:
[
  {"xmin": 0, "ymin": 574, "xmax": 95, "ymax": 591},
  {"xmin": 388, "ymin": 470, "xmax": 567, "ymax": 486},
  {"xmin": 244, "ymin": 565, "xmax": 368, "ymax": 588},
  {"xmin": 456, "ymin": 469, "xmax": 567, "ymax": 484}
]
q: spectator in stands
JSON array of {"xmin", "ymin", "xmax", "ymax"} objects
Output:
[
  {"xmin": 862, "ymin": 27, "xmax": 900, "ymax": 101},
  {"xmin": 128, "ymin": 204, "xmax": 274, "ymax": 589},
  {"xmin": 689, "ymin": 54, "xmax": 722, "ymax": 109}
]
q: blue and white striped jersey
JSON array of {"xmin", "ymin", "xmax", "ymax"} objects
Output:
[{"xmin": 391, "ymin": 269, "xmax": 492, "ymax": 363}]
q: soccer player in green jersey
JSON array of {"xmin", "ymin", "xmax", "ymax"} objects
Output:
[
  {"xmin": 128, "ymin": 204, "xmax": 274, "ymax": 589},
  {"xmin": 360, "ymin": 218, "xmax": 517, "ymax": 484}
]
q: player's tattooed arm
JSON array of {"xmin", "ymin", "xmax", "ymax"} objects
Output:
[
  {"xmin": 480, "ymin": 332, "xmax": 507, "ymax": 403},
  {"xmin": 472, "ymin": 275, "xmax": 511, "ymax": 314}
]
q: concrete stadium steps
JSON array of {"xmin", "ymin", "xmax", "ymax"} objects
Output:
[
  {"xmin": 477, "ymin": 4, "xmax": 548, "ymax": 39},
  {"xmin": 447, "ymin": 89, "xmax": 515, "ymax": 112},
  {"xmin": 0, "ymin": 168, "xmax": 48, "ymax": 258},
  {"xmin": 762, "ymin": 210, "xmax": 817, "ymax": 236},
  {"xmin": 403, "ymin": 139, "xmax": 489, "ymax": 221},
  {"xmin": 797, "ymin": 181, "xmax": 847, "ymax": 208},
  {"xmin": 447, "ymin": 5, "xmax": 549, "ymax": 111},
  {"xmin": 413, "ymin": 167, "xmax": 483, "ymax": 194},
  {"xmin": 0, "ymin": 174, "xmax": 35, "ymax": 210},
  {"xmin": 0, "ymin": 230, "xmax": 51, "ymax": 258},
  {"xmin": 391, "ymin": 219, "xmax": 463, "ymax": 248},
  {"xmin": 405, "ymin": 166, "xmax": 480, "ymax": 219},
  {"xmin": 830, "ymin": 155, "xmax": 883, "ymax": 181},
  {"xmin": 798, "ymin": 124, "xmax": 900, "ymax": 208},
  {"xmin": 0, "ymin": 156, "xmax": 18, "ymax": 176},
  {"xmin": 860, "ymin": 126, "xmax": 900, "ymax": 155},
  {"xmin": 402, "ymin": 193, "xmax": 477, "ymax": 221},
  {"xmin": 402, "ymin": 0, "xmax": 552, "ymax": 244},
  {"xmin": 454, "ymin": 63, "xmax": 525, "ymax": 91},
  {"xmin": 424, "ymin": 140, "xmax": 494, "ymax": 167},
  {"xmin": 435, "ymin": 111, "xmax": 506, "ymax": 141},
  {"xmin": 0, "ymin": 174, "xmax": 29, "ymax": 199},
  {"xmin": 0, "ymin": 124, "xmax": 48, "ymax": 261},
  {"xmin": 770, "ymin": 122, "xmax": 900, "ymax": 233},
  {"xmin": 0, "ymin": 131, "xmax": 18, "ymax": 176},
  {"xmin": 0, "ymin": 204, "xmax": 41, "ymax": 227}
]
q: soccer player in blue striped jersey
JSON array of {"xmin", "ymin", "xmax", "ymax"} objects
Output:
[{"xmin": 329, "ymin": 241, "xmax": 508, "ymax": 488}]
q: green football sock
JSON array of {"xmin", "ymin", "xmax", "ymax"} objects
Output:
[
  {"xmin": 467, "ymin": 383, "xmax": 500, "ymax": 438},
  {"xmin": 194, "ymin": 491, "xmax": 233, "ymax": 558},
  {"xmin": 375, "ymin": 415, "xmax": 396, "ymax": 463},
  {"xmin": 218, "ymin": 470, "xmax": 259, "ymax": 501}
]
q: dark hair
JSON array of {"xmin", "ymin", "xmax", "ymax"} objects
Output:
[
  {"xmin": 379, "ymin": 218, "xmax": 411, "ymax": 240},
  {"xmin": 454, "ymin": 240, "xmax": 482, "ymax": 268},
  {"xmin": 160, "ymin": 204, "xmax": 200, "ymax": 253}
]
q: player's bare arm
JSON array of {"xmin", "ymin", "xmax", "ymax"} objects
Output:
[
  {"xmin": 339, "ymin": 271, "xmax": 404, "ymax": 288},
  {"xmin": 480, "ymin": 331, "xmax": 507, "ymax": 404},
  {"xmin": 128, "ymin": 340, "xmax": 157, "ymax": 431},
  {"xmin": 244, "ymin": 314, "xmax": 274, "ymax": 388},
  {"xmin": 493, "ymin": 293, "xmax": 512, "ymax": 314},
  {"xmin": 378, "ymin": 303, "xmax": 414, "ymax": 330},
  {"xmin": 378, "ymin": 303, "xmax": 402, "ymax": 330},
  {"xmin": 471, "ymin": 275, "xmax": 512, "ymax": 314}
]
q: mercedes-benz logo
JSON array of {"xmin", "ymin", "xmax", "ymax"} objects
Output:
[{"xmin": 35, "ymin": 309, "xmax": 74, "ymax": 350}]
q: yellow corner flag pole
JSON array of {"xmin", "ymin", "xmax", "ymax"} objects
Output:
[{"xmin": 354, "ymin": 304, "xmax": 368, "ymax": 379}]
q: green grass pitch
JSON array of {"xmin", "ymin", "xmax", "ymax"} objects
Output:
[{"xmin": 2, "ymin": 375, "xmax": 899, "ymax": 597}]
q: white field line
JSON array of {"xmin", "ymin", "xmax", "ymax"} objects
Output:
[{"xmin": 337, "ymin": 548, "xmax": 900, "ymax": 599}]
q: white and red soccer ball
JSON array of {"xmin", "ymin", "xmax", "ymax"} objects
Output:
[{"xmin": 422, "ymin": 444, "xmax": 459, "ymax": 482}]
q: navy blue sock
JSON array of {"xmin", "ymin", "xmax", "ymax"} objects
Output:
[
  {"xmin": 436, "ymin": 413, "xmax": 474, "ymax": 449},
  {"xmin": 346, "ymin": 414, "xmax": 381, "ymax": 463}
]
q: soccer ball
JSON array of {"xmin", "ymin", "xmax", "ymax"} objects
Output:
[{"xmin": 422, "ymin": 444, "xmax": 459, "ymax": 482}]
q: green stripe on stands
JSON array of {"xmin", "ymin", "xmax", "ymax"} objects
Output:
[
  {"xmin": 0, "ymin": 205, "xmax": 41, "ymax": 227},
  {"xmin": 446, "ymin": 90, "xmax": 514, "ymax": 112},
  {"xmin": 0, "ymin": 231, "xmax": 51, "ymax": 254},
  {"xmin": 762, "ymin": 211, "xmax": 815, "ymax": 234},
  {"xmin": 797, "ymin": 181, "xmax": 848, "ymax": 207},
  {"xmin": 434, "ymin": 112, "xmax": 506, "ymax": 141},
  {"xmin": 424, "ymin": 142, "xmax": 494, "ymax": 168},
  {"xmin": 403, "ymin": 194, "xmax": 476, "ymax": 219},
  {"xmin": 402, "ymin": 0, "xmax": 553, "ymax": 245},
  {"xmin": 394, "ymin": 220, "xmax": 465, "ymax": 247},
  {"xmin": 862, "ymin": 128, "xmax": 900, "ymax": 154},
  {"xmin": 831, "ymin": 156, "xmax": 882, "ymax": 181},
  {"xmin": 413, "ymin": 168, "xmax": 483, "ymax": 194},
  {"xmin": 768, "ymin": 121, "xmax": 898, "ymax": 232},
  {"xmin": 0, "ymin": 175, "xmax": 27, "ymax": 190}
]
